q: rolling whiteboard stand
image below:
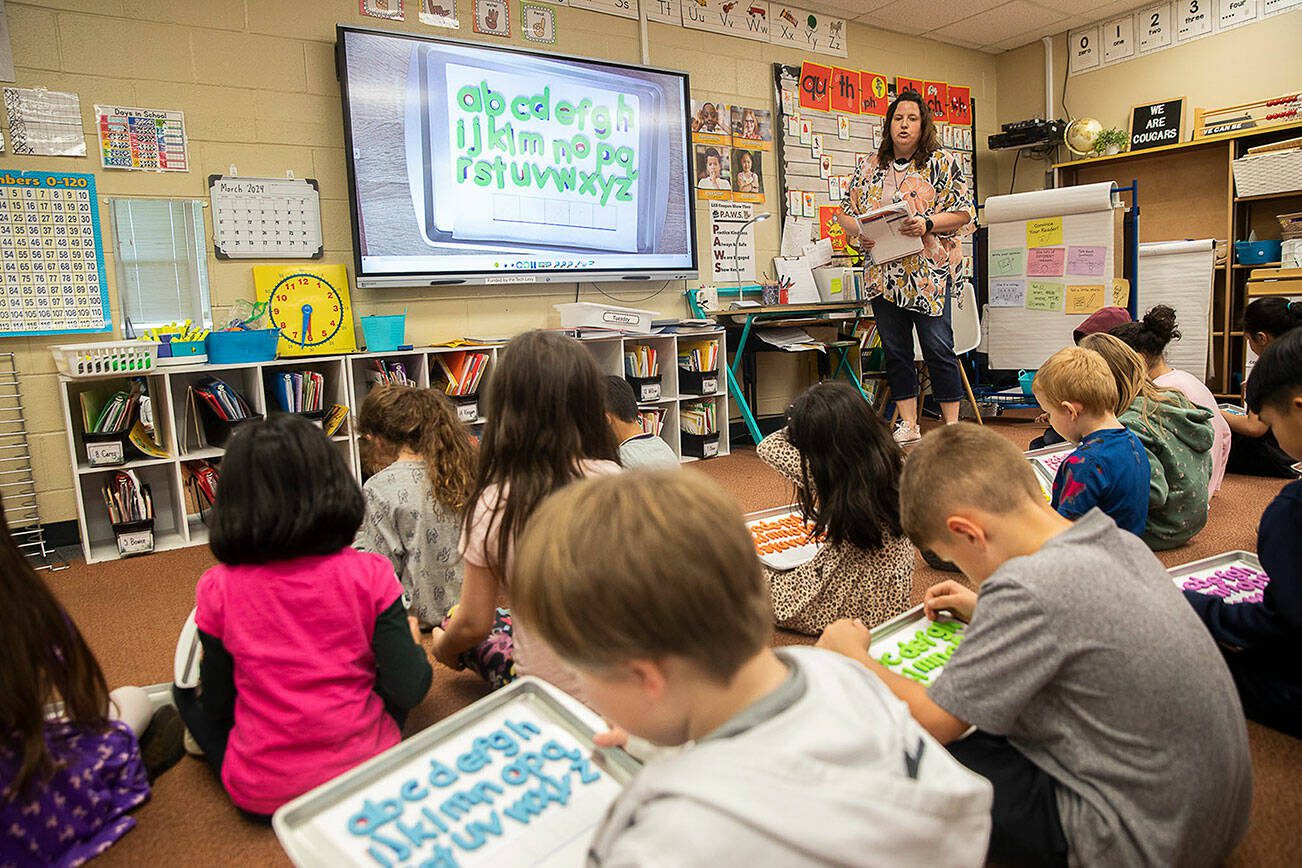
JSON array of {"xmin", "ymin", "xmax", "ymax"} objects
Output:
[
  {"xmin": 209, "ymin": 175, "xmax": 324, "ymax": 259},
  {"xmin": 1137, "ymin": 240, "xmax": 1215, "ymax": 380},
  {"xmin": 983, "ymin": 180, "xmax": 1139, "ymax": 370}
]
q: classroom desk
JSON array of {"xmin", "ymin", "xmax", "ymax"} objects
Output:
[{"xmin": 686, "ymin": 298, "xmax": 871, "ymax": 444}]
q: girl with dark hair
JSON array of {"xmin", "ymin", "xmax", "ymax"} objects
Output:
[
  {"xmin": 1, "ymin": 510, "xmax": 181, "ymax": 864},
  {"xmin": 432, "ymin": 331, "xmax": 620, "ymax": 692},
  {"xmin": 1111, "ymin": 304, "xmax": 1230, "ymax": 495},
  {"xmin": 174, "ymin": 413, "xmax": 431, "ymax": 818},
  {"xmin": 355, "ymin": 384, "xmax": 476, "ymax": 627},
  {"xmin": 756, "ymin": 382, "xmax": 915, "ymax": 634},
  {"xmin": 1222, "ymin": 297, "xmax": 1302, "ymax": 477},
  {"xmin": 835, "ymin": 91, "xmax": 975, "ymax": 444}
]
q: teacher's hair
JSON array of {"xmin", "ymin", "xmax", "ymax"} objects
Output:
[{"xmin": 877, "ymin": 90, "xmax": 940, "ymax": 170}]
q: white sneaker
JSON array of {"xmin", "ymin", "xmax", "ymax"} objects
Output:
[
  {"xmin": 892, "ymin": 420, "xmax": 922, "ymax": 444},
  {"xmin": 183, "ymin": 727, "xmax": 205, "ymax": 757}
]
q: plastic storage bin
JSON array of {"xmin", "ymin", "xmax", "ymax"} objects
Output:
[
  {"xmin": 681, "ymin": 431, "xmax": 720, "ymax": 459},
  {"xmin": 206, "ymin": 329, "xmax": 280, "ymax": 364},
  {"xmin": 52, "ymin": 342, "xmax": 159, "ymax": 378},
  {"xmin": 679, "ymin": 369, "xmax": 719, "ymax": 396},
  {"xmin": 626, "ymin": 375, "xmax": 662, "ymax": 402},
  {"xmin": 158, "ymin": 338, "xmax": 208, "ymax": 366},
  {"xmin": 1018, "ymin": 369, "xmax": 1036, "ymax": 397},
  {"xmin": 554, "ymin": 302, "xmax": 655, "ymax": 334},
  {"xmin": 361, "ymin": 314, "xmax": 406, "ymax": 352},
  {"xmin": 1234, "ymin": 240, "xmax": 1282, "ymax": 266}
]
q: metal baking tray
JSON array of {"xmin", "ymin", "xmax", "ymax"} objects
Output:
[
  {"xmin": 1167, "ymin": 550, "xmax": 1268, "ymax": 604},
  {"xmin": 273, "ymin": 677, "xmax": 640, "ymax": 867},
  {"xmin": 1023, "ymin": 442, "xmax": 1073, "ymax": 488},
  {"xmin": 867, "ymin": 603, "xmax": 966, "ymax": 687},
  {"xmin": 744, "ymin": 503, "xmax": 822, "ymax": 571}
]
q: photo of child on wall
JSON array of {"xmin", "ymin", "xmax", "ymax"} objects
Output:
[
  {"xmin": 694, "ymin": 144, "xmax": 732, "ymax": 199},
  {"xmin": 731, "ymin": 148, "xmax": 764, "ymax": 203},
  {"xmin": 691, "ymin": 100, "xmax": 731, "ymax": 146},
  {"xmin": 730, "ymin": 105, "xmax": 773, "ymax": 150}
]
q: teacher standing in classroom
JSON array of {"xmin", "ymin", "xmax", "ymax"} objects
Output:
[{"xmin": 838, "ymin": 91, "xmax": 975, "ymax": 444}]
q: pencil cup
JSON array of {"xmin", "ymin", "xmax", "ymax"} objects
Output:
[
  {"xmin": 112, "ymin": 519, "xmax": 155, "ymax": 557},
  {"xmin": 83, "ymin": 432, "xmax": 128, "ymax": 467},
  {"xmin": 626, "ymin": 375, "xmax": 662, "ymax": 402},
  {"xmin": 678, "ymin": 369, "xmax": 719, "ymax": 396}
]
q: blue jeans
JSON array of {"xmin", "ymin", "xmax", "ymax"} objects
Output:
[{"xmin": 871, "ymin": 293, "xmax": 963, "ymax": 403}]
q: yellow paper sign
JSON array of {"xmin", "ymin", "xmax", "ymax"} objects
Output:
[
  {"xmin": 1026, "ymin": 217, "xmax": 1063, "ymax": 248},
  {"xmin": 1025, "ymin": 280, "xmax": 1064, "ymax": 311},
  {"xmin": 1112, "ymin": 277, "xmax": 1130, "ymax": 308},
  {"xmin": 1065, "ymin": 284, "xmax": 1106, "ymax": 315}
]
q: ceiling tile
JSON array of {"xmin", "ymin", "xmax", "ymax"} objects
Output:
[
  {"xmin": 925, "ymin": 30, "xmax": 985, "ymax": 49},
  {"xmin": 798, "ymin": 0, "xmax": 895, "ymax": 17},
  {"xmin": 856, "ymin": 0, "xmax": 945, "ymax": 34},
  {"xmin": 931, "ymin": 0, "xmax": 1068, "ymax": 45}
]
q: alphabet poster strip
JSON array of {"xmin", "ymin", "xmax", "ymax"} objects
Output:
[
  {"xmin": 642, "ymin": 0, "xmax": 683, "ymax": 24},
  {"xmin": 567, "ymin": 0, "xmax": 638, "ymax": 20},
  {"xmin": 769, "ymin": 5, "xmax": 846, "ymax": 56},
  {"xmin": 682, "ymin": 0, "xmax": 771, "ymax": 42}
]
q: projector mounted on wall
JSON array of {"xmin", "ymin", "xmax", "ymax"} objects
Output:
[{"xmin": 988, "ymin": 118, "xmax": 1066, "ymax": 151}]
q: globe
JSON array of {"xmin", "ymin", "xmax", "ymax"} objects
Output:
[{"xmin": 1065, "ymin": 117, "xmax": 1103, "ymax": 156}]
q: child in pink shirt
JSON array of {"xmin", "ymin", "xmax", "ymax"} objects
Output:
[
  {"xmin": 173, "ymin": 414, "xmax": 431, "ymax": 818},
  {"xmin": 431, "ymin": 331, "xmax": 621, "ymax": 697}
]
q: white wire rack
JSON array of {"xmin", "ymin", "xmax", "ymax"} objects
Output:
[{"xmin": 0, "ymin": 353, "xmax": 67, "ymax": 570}]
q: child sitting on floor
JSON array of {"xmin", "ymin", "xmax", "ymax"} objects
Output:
[
  {"xmin": 354, "ymin": 384, "xmax": 476, "ymax": 627},
  {"xmin": 431, "ymin": 331, "xmax": 621, "ymax": 694},
  {"xmin": 756, "ymin": 381, "xmax": 914, "ymax": 634},
  {"xmin": 174, "ymin": 414, "xmax": 432, "ymax": 819},
  {"xmin": 1111, "ymin": 305, "xmax": 1230, "ymax": 497},
  {"xmin": 1223, "ymin": 297, "xmax": 1302, "ymax": 478},
  {"xmin": 1080, "ymin": 333, "xmax": 1213, "ymax": 550},
  {"xmin": 1, "ymin": 512, "xmax": 183, "ymax": 865},
  {"xmin": 1185, "ymin": 327, "xmax": 1302, "ymax": 738},
  {"xmin": 512, "ymin": 470, "xmax": 993, "ymax": 866},
  {"xmin": 604, "ymin": 376, "xmax": 679, "ymax": 470},
  {"xmin": 1029, "ymin": 305, "xmax": 1132, "ymax": 450},
  {"xmin": 1031, "ymin": 346, "xmax": 1150, "ymax": 537},
  {"xmin": 817, "ymin": 425, "xmax": 1252, "ymax": 867}
]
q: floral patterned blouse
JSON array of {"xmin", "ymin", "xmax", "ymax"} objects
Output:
[{"xmin": 839, "ymin": 149, "xmax": 975, "ymax": 316}]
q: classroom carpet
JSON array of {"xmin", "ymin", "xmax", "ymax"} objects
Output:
[{"xmin": 46, "ymin": 418, "xmax": 1300, "ymax": 867}]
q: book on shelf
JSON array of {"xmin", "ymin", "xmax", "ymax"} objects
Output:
[
  {"xmin": 192, "ymin": 378, "xmax": 253, "ymax": 422},
  {"xmin": 322, "ymin": 404, "xmax": 349, "ymax": 436},
  {"xmin": 434, "ymin": 351, "xmax": 490, "ymax": 397},
  {"xmin": 677, "ymin": 340, "xmax": 719, "ymax": 373},
  {"xmin": 367, "ymin": 359, "xmax": 415, "ymax": 388},
  {"xmin": 624, "ymin": 345, "xmax": 659, "ymax": 378},
  {"xmin": 274, "ymin": 371, "xmax": 326, "ymax": 413},
  {"xmin": 101, "ymin": 470, "xmax": 152, "ymax": 526},
  {"xmin": 637, "ymin": 408, "xmax": 666, "ymax": 436},
  {"xmin": 680, "ymin": 401, "xmax": 718, "ymax": 436}
]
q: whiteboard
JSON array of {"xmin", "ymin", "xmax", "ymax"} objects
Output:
[
  {"xmin": 984, "ymin": 182, "xmax": 1120, "ymax": 369},
  {"xmin": 273, "ymin": 678, "xmax": 638, "ymax": 867},
  {"xmin": 1137, "ymin": 240, "xmax": 1214, "ymax": 380}
]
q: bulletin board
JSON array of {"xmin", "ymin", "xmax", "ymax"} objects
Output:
[
  {"xmin": 773, "ymin": 63, "xmax": 978, "ymax": 249},
  {"xmin": 0, "ymin": 170, "xmax": 111, "ymax": 337}
]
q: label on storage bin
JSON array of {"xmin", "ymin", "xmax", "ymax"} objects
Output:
[
  {"xmin": 703, "ymin": 439, "xmax": 719, "ymax": 457},
  {"xmin": 637, "ymin": 381, "xmax": 661, "ymax": 402},
  {"xmin": 116, "ymin": 529, "xmax": 154, "ymax": 556},
  {"xmin": 456, "ymin": 401, "xmax": 478, "ymax": 423},
  {"xmin": 87, "ymin": 440, "xmax": 124, "ymax": 466},
  {"xmin": 700, "ymin": 376, "xmax": 718, "ymax": 395}
]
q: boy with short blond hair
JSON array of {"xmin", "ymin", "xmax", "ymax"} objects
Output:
[
  {"xmin": 1033, "ymin": 346, "xmax": 1150, "ymax": 536},
  {"xmin": 819, "ymin": 425, "xmax": 1251, "ymax": 867},
  {"xmin": 512, "ymin": 470, "xmax": 993, "ymax": 867}
]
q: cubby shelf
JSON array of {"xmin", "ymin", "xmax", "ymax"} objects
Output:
[{"xmin": 60, "ymin": 331, "xmax": 728, "ymax": 564}]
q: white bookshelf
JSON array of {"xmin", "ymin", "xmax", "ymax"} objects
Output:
[{"xmin": 58, "ymin": 330, "xmax": 728, "ymax": 563}]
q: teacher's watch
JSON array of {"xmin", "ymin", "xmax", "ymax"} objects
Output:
[{"xmin": 924, "ymin": 216, "xmax": 935, "ymax": 234}]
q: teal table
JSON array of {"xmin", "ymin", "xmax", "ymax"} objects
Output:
[{"xmin": 686, "ymin": 289, "xmax": 870, "ymax": 445}]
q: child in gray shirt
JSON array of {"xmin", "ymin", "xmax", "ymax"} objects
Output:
[
  {"xmin": 819, "ymin": 425, "xmax": 1252, "ymax": 868},
  {"xmin": 353, "ymin": 385, "xmax": 476, "ymax": 626},
  {"xmin": 605, "ymin": 375, "xmax": 679, "ymax": 470}
]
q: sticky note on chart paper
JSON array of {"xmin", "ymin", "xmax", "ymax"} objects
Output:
[
  {"xmin": 1025, "ymin": 280, "xmax": 1064, "ymax": 311},
  {"xmin": 1065, "ymin": 284, "xmax": 1106, "ymax": 315},
  {"xmin": 1112, "ymin": 278, "xmax": 1130, "ymax": 308},
  {"xmin": 989, "ymin": 279, "xmax": 1025, "ymax": 307},
  {"xmin": 1026, "ymin": 217, "xmax": 1063, "ymax": 248},
  {"xmin": 1067, "ymin": 245, "xmax": 1107, "ymax": 276},
  {"xmin": 1027, "ymin": 247, "xmax": 1066, "ymax": 276},
  {"xmin": 988, "ymin": 248, "xmax": 1024, "ymax": 277}
]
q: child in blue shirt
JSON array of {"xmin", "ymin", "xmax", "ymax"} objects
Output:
[
  {"xmin": 1032, "ymin": 346, "xmax": 1150, "ymax": 536},
  {"xmin": 1186, "ymin": 328, "xmax": 1302, "ymax": 738}
]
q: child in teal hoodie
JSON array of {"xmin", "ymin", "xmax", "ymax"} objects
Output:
[{"xmin": 1081, "ymin": 334, "xmax": 1214, "ymax": 550}]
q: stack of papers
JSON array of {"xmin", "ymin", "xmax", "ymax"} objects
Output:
[
  {"xmin": 192, "ymin": 378, "xmax": 253, "ymax": 421},
  {"xmin": 756, "ymin": 328, "xmax": 825, "ymax": 353},
  {"xmin": 854, "ymin": 200, "xmax": 923, "ymax": 266},
  {"xmin": 101, "ymin": 470, "xmax": 152, "ymax": 525},
  {"xmin": 366, "ymin": 359, "xmax": 415, "ymax": 387},
  {"xmin": 680, "ymin": 401, "xmax": 718, "ymax": 436},
  {"xmin": 678, "ymin": 340, "xmax": 719, "ymax": 373}
]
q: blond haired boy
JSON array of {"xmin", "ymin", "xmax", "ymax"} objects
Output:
[
  {"xmin": 819, "ymin": 425, "xmax": 1251, "ymax": 867},
  {"xmin": 1033, "ymin": 346, "xmax": 1149, "ymax": 536},
  {"xmin": 513, "ymin": 470, "xmax": 992, "ymax": 867}
]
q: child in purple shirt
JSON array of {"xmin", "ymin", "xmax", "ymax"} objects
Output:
[{"xmin": 1033, "ymin": 347, "xmax": 1150, "ymax": 537}]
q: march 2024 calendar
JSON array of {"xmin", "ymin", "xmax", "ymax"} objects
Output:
[{"xmin": 0, "ymin": 170, "xmax": 111, "ymax": 337}]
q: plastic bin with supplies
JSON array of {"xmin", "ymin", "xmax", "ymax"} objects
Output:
[
  {"xmin": 52, "ymin": 341, "xmax": 159, "ymax": 378},
  {"xmin": 554, "ymin": 302, "xmax": 655, "ymax": 334},
  {"xmin": 206, "ymin": 329, "xmax": 280, "ymax": 364}
]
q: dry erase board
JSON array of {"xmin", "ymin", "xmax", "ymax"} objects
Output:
[
  {"xmin": 0, "ymin": 170, "xmax": 111, "ymax": 337},
  {"xmin": 209, "ymin": 175, "xmax": 323, "ymax": 260},
  {"xmin": 273, "ymin": 677, "xmax": 639, "ymax": 867}
]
